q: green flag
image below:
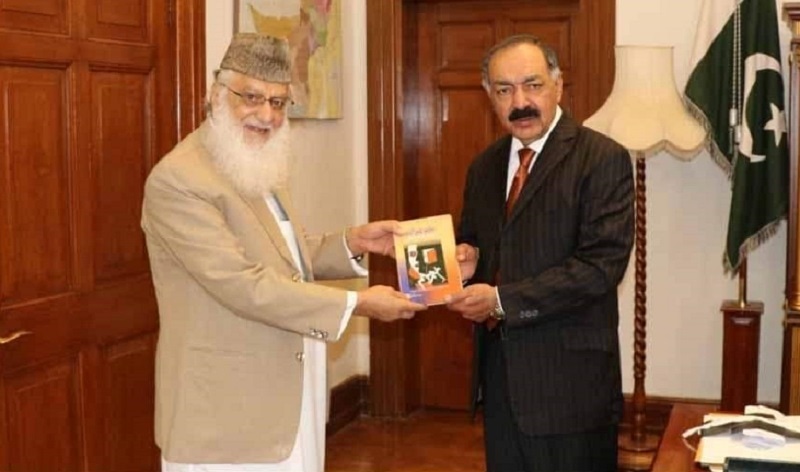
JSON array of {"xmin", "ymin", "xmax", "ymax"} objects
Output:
[{"xmin": 684, "ymin": 0, "xmax": 788, "ymax": 273}]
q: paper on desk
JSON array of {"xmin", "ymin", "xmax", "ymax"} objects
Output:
[
  {"xmin": 696, "ymin": 433, "xmax": 800, "ymax": 466},
  {"xmin": 692, "ymin": 410, "xmax": 800, "ymax": 468}
]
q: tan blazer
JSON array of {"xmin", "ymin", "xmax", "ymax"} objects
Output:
[{"xmin": 141, "ymin": 123, "xmax": 360, "ymax": 463}]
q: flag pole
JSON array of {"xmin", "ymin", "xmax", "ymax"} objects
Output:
[{"xmin": 738, "ymin": 258, "xmax": 747, "ymax": 307}]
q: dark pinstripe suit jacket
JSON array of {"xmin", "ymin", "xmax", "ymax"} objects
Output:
[{"xmin": 459, "ymin": 114, "xmax": 634, "ymax": 436}]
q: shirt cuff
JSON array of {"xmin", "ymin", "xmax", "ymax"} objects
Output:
[
  {"xmin": 495, "ymin": 286, "xmax": 505, "ymax": 313},
  {"xmin": 343, "ymin": 233, "xmax": 368, "ymax": 277},
  {"xmin": 337, "ymin": 291, "xmax": 358, "ymax": 338}
]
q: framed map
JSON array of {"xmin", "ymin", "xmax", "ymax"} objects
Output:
[{"xmin": 234, "ymin": 0, "xmax": 342, "ymax": 119}]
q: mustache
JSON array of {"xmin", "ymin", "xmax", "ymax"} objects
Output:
[{"xmin": 508, "ymin": 107, "xmax": 540, "ymax": 122}]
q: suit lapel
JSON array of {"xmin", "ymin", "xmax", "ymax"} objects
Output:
[
  {"xmin": 490, "ymin": 137, "xmax": 512, "ymax": 218},
  {"xmin": 241, "ymin": 191, "xmax": 297, "ymax": 270},
  {"xmin": 505, "ymin": 115, "xmax": 578, "ymax": 225}
]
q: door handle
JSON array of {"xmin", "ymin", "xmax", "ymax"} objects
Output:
[{"xmin": 0, "ymin": 331, "xmax": 32, "ymax": 345}]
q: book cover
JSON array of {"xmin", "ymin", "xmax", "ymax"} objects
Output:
[{"xmin": 393, "ymin": 214, "xmax": 462, "ymax": 306}]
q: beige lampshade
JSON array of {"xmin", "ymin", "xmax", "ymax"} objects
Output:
[{"xmin": 584, "ymin": 45, "xmax": 705, "ymax": 159}]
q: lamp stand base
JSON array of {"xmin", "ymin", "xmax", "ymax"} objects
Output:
[{"xmin": 618, "ymin": 433, "xmax": 660, "ymax": 471}]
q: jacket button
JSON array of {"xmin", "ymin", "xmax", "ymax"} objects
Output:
[{"xmin": 295, "ymin": 352, "xmax": 305, "ymax": 362}]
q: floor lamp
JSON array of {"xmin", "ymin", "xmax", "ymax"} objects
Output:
[{"xmin": 584, "ymin": 45, "xmax": 704, "ymax": 465}]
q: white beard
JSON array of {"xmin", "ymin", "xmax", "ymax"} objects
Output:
[{"xmin": 202, "ymin": 102, "xmax": 291, "ymax": 197}]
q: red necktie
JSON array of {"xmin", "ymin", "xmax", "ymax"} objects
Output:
[
  {"xmin": 506, "ymin": 147, "xmax": 535, "ymax": 215},
  {"xmin": 487, "ymin": 148, "xmax": 536, "ymax": 331}
]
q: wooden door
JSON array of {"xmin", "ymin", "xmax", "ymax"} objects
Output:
[
  {"xmin": 0, "ymin": 1, "xmax": 201, "ymax": 470},
  {"xmin": 367, "ymin": 0, "xmax": 615, "ymax": 414}
]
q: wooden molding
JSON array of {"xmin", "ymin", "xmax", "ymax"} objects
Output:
[
  {"xmin": 782, "ymin": 310, "xmax": 800, "ymax": 414},
  {"xmin": 326, "ymin": 375, "xmax": 369, "ymax": 436},
  {"xmin": 366, "ymin": 0, "xmax": 422, "ymax": 418},
  {"xmin": 324, "ymin": 379, "xmax": 722, "ymax": 440},
  {"xmin": 620, "ymin": 394, "xmax": 718, "ymax": 435},
  {"xmin": 782, "ymin": 3, "xmax": 800, "ymax": 414},
  {"xmin": 175, "ymin": 0, "xmax": 207, "ymax": 140}
]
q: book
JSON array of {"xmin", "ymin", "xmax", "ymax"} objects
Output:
[{"xmin": 393, "ymin": 214, "xmax": 462, "ymax": 306}]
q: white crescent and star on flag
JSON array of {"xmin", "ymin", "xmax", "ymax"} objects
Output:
[{"xmin": 739, "ymin": 52, "xmax": 787, "ymax": 163}]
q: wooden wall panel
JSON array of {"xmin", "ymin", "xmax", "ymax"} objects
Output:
[
  {"xmin": 782, "ymin": 3, "xmax": 800, "ymax": 415},
  {"xmin": 90, "ymin": 72, "xmax": 151, "ymax": 283},
  {"xmin": 4, "ymin": 359, "xmax": 82, "ymax": 472},
  {"xmin": 510, "ymin": 19, "xmax": 571, "ymax": 70},
  {"xmin": 0, "ymin": 0, "xmax": 68, "ymax": 35},
  {"xmin": 439, "ymin": 89, "xmax": 494, "ymax": 227},
  {"xmin": 102, "ymin": 335, "xmax": 158, "ymax": 471},
  {"xmin": 87, "ymin": 0, "xmax": 149, "ymax": 43},
  {"xmin": 0, "ymin": 0, "xmax": 203, "ymax": 469},
  {"xmin": 0, "ymin": 67, "xmax": 73, "ymax": 305},
  {"xmin": 439, "ymin": 23, "xmax": 494, "ymax": 70}
]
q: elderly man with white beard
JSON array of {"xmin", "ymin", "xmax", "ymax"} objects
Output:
[{"xmin": 141, "ymin": 33, "xmax": 426, "ymax": 472}]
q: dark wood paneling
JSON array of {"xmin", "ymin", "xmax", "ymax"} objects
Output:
[
  {"xmin": 418, "ymin": 309, "xmax": 472, "ymax": 409},
  {"xmin": 439, "ymin": 88, "xmax": 495, "ymax": 227},
  {"xmin": 0, "ymin": 0, "xmax": 68, "ymax": 35},
  {"xmin": 720, "ymin": 301, "xmax": 762, "ymax": 412},
  {"xmin": 3, "ymin": 359, "xmax": 83, "ymax": 472},
  {"xmin": 439, "ymin": 22, "xmax": 494, "ymax": 70},
  {"xmin": 368, "ymin": 0, "xmax": 422, "ymax": 417},
  {"xmin": 0, "ymin": 67, "xmax": 73, "ymax": 305},
  {"xmin": 782, "ymin": 3, "xmax": 800, "ymax": 415},
  {"xmin": 782, "ymin": 312, "xmax": 800, "ymax": 413},
  {"xmin": 510, "ymin": 20, "xmax": 571, "ymax": 69},
  {"xmin": 102, "ymin": 335, "xmax": 158, "ymax": 471},
  {"xmin": 0, "ymin": 0, "xmax": 203, "ymax": 470},
  {"xmin": 87, "ymin": 0, "xmax": 149, "ymax": 43},
  {"xmin": 574, "ymin": 0, "xmax": 615, "ymax": 121},
  {"xmin": 90, "ymin": 71, "xmax": 151, "ymax": 283},
  {"xmin": 175, "ymin": 0, "xmax": 207, "ymax": 139},
  {"xmin": 327, "ymin": 375, "xmax": 369, "ymax": 436}
]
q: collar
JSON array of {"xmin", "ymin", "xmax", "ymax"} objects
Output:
[{"xmin": 510, "ymin": 105, "xmax": 563, "ymax": 157}]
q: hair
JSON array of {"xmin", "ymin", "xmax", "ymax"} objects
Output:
[
  {"xmin": 480, "ymin": 34, "xmax": 562, "ymax": 89},
  {"xmin": 204, "ymin": 69, "xmax": 235, "ymax": 116}
]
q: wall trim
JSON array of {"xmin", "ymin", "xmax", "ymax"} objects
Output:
[
  {"xmin": 325, "ymin": 377, "xmax": 728, "ymax": 438},
  {"xmin": 327, "ymin": 375, "xmax": 369, "ymax": 436},
  {"xmin": 620, "ymin": 394, "xmax": 719, "ymax": 435}
]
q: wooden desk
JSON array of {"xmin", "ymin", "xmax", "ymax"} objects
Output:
[{"xmin": 651, "ymin": 403, "xmax": 717, "ymax": 472}]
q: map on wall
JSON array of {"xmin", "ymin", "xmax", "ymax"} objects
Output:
[{"xmin": 236, "ymin": 0, "xmax": 343, "ymax": 119}]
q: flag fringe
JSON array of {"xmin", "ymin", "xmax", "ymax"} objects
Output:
[
  {"xmin": 683, "ymin": 96, "xmax": 733, "ymax": 177},
  {"xmin": 723, "ymin": 218, "xmax": 783, "ymax": 274}
]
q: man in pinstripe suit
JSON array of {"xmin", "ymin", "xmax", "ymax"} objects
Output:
[{"xmin": 446, "ymin": 35, "xmax": 634, "ymax": 472}]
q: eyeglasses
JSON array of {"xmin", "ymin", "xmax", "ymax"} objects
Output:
[{"xmin": 219, "ymin": 83, "xmax": 292, "ymax": 111}]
